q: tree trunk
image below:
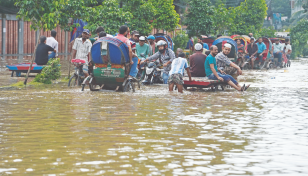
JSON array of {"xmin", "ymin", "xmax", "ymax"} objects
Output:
[{"xmin": 24, "ymin": 30, "xmax": 41, "ymax": 85}]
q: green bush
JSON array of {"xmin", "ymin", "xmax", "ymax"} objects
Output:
[
  {"xmin": 173, "ymin": 31, "xmax": 189, "ymax": 52},
  {"xmin": 33, "ymin": 58, "xmax": 61, "ymax": 84}
]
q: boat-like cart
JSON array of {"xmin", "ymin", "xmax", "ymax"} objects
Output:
[
  {"xmin": 183, "ymin": 77, "xmax": 228, "ymax": 91},
  {"xmin": 81, "ymin": 37, "xmax": 138, "ymax": 92},
  {"xmin": 6, "ymin": 63, "xmax": 43, "ymax": 77}
]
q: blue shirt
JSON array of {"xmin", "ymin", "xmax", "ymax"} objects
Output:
[
  {"xmin": 204, "ymin": 54, "xmax": 218, "ymax": 76},
  {"xmin": 256, "ymin": 42, "xmax": 266, "ymax": 53},
  {"xmin": 186, "ymin": 39, "xmax": 193, "ymax": 49},
  {"xmin": 169, "ymin": 57, "xmax": 188, "ymax": 76},
  {"xmin": 203, "ymin": 43, "xmax": 209, "ymax": 50}
]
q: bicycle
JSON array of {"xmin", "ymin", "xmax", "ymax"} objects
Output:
[{"xmin": 68, "ymin": 59, "xmax": 86, "ymax": 87}]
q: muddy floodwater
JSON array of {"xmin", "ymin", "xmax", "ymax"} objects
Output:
[{"xmin": 0, "ymin": 57, "xmax": 308, "ymax": 175}]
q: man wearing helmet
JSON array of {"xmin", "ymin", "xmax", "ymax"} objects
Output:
[{"xmin": 141, "ymin": 40, "xmax": 175, "ymax": 84}]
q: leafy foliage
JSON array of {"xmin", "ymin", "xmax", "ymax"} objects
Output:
[
  {"xmin": 86, "ymin": 0, "xmax": 132, "ymax": 35},
  {"xmin": 15, "ymin": 0, "xmax": 94, "ymax": 31},
  {"xmin": 230, "ymin": 0, "xmax": 268, "ymax": 35},
  {"xmin": 290, "ymin": 19, "xmax": 308, "ymax": 58},
  {"xmin": 121, "ymin": 0, "xmax": 156, "ymax": 35},
  {"xmin": 173, "ymin": 31, "xmax": 189, "ymax": 51},
  {"xmin": 184, "ymin": 0, "xmax": 214, "ymax": 36},
  {"xmin": 33, "ymin": 58, "xmax": 61, "ymax": 84},
  {"xmin": 148, "ymin": 0, "xmax": 180, "ymax": 31},
  {"xmin": 212, "ymin": 4, "xmax": 236, "ymax": 35},
  {"xmin": 254, "ymin": 26, "xmax": 276, "ymax": 38}
]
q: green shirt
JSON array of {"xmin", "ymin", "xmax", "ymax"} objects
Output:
[
  {"xmin": 136, "ymin": 43, "xmax": 150, "ymax": 59},
  {"xmin": 204, "ymin": 54, "xmax": 218, "ymax": 76}
]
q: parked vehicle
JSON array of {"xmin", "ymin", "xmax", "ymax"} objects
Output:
[
  {"xmin": 6, "ymin": 63, "xmax": 43, "ymax": 77},
  {"xmin": 81, "ymin": 37, "xmax": 139, "ymax": 92}
]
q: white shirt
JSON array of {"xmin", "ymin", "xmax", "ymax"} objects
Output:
[
  {"xmin": 46, "ymin": 37, "xmax": 58, "ymax": 56},
  {"xmin": 72, "ymin": 38, "xmax": 92, "ymax": 63},
  {"xmin": 169, "ymin": 57, "xmax": 188, "ymax": 76},
  {"xmin": 285, "ymin": 44, "xmax": 292, "ymax": 52}
]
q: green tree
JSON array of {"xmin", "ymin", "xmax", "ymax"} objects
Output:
[
  {"xmin": 121, "ymin": 0, "xmax": 156, "ymax": 35},
  {"xmin": 148, "ymin": 0, "xmax": 180, "ymax": 31},
  {"xmin": 290, "ymin": 19, "xmax": 308, "ymax": 58},
  {"xmin": 87, "ymin": 0, "xmax": 132, "ymax": 35},
  {"xmin": 230, "ymin": 0, "xmax": 267, "ymax": 35},
  {"xmin": 184, "ymin": 0, "xmax": 214, "ymax": 36},
  {"xmin": 212, "ymin": 4, "xmax": 236, "ymax": 35},
  {"xmin": 173, "ymin": 31, "xmax": 189, "ymax": 52},
  {"xmin": 15, "ymin": 0, "xmax": 94, "ymax": 84}
]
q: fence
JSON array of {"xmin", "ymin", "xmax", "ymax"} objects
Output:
[
  {"xmin": 0, "ymin": 14, "xmax": 72, "ymax": 59},
  {"xmin": 1, "ymin": 13, "xmax": 180, "ymax": 59}
]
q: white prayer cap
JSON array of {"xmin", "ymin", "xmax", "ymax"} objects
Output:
[
  {"xmin": 224, "ymin": 43, "xmax": 232, "ymax": 49},
  {"xmin": 139, "ymin": 36, "xmax": 146, "ymax": 41},
  {"xmin": 195, "ymin": 43, "xmax": 203, "ymax": 51}
]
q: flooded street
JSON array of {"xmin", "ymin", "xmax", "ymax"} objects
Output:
[{"xmin": 0, "ymin": 58, "xmax": 308, "ymax": 175}]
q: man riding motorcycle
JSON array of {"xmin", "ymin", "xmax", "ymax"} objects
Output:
[{"xmin": 141, "ymin": 40, "xmax": 175, "ymax": 84}]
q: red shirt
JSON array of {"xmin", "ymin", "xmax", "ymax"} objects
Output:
[{"xmin": 115, "ymin": 34, "xmax": 131, "ymax": 46}]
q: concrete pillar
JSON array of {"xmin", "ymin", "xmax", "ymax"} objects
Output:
[
  {"xmin": 18, "ymin": 20, "xmax": 24, "ymax": 61},
  {"xmin": 2, "ymin": 15, "xmax": 6, "ymax": 55},
  {"xmin": 65, "ymin": 31, "xmax": 68, "ymax": 60}
]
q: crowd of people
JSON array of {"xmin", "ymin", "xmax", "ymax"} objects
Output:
[{"xmin": 35, "ymin": 26, "xmax": 292, "ymax": 93}]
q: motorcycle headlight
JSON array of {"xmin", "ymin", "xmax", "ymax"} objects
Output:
[{"xmin": 146, "ymin": 68, "xmax": 154, "ymax": 74}]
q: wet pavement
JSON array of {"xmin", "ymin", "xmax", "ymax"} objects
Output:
[{"xmin": 0, "ymin": 57, "xmax": 308, "ymax": 175}]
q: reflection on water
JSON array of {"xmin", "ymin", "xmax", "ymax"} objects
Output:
[{"xmin": 0, "ymin": 58, "xmax": 308, "ymax": 175}]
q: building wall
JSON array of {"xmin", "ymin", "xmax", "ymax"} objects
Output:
[{"xmin": 1, "ymin": 14, "xmax": 72, "ymax": 56}]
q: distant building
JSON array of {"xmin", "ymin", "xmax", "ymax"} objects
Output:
[{"xmin": 290, "ymin": 0, "xmax": 304, "ymax": 15}]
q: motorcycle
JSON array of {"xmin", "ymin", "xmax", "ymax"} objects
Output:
[{"xmin": 142, "ymin": 61, "xmax": 164, "ymax": 85}]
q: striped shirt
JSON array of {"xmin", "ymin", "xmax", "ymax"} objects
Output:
[
  {"xmin": 215, "ymin": 52, "xmax": 231, "ymax": 69},
  {"xmin": 169, "ymin": 57, "xmax": 188, "ymax": 76},
  {"xmin": 72, "ymin": 38, "xmax": 92, "ymax": 62}
]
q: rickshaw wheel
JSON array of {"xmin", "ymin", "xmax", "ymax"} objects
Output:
[
  {"xmin": 123, "ymin": 81, "xmax": 135, "ymax": 92},
  {"xmin": 89, "ymin": 83, "xmax": 100, "ymax": 91},
  {"xmin": 89, "ymin": 77, "xmax": 99, "ymax": 91}
]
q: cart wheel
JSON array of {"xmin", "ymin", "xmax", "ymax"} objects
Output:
[
  {"xmin": 215, "ymin": 86, "xmax": 218, "ymax": 91},
  {"xmin": 221, "ymin": 85, "xmax": 224, "ymax": 91},
  {"xmin": 11, "ymin": 71, "xmax": 14, "ymax": 77},
  {"xmin": 123, "ymin": 81, "xmax": 135, "ymax": 92},
  {"xmin": 89, "ymin": 83, "xmax": 99, "ymax": 91},
  {"xmin": 183, "ymin": 86, "xmax": 187, "ymax": 90}
]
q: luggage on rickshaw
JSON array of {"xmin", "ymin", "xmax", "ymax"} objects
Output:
[
  {"xmin": 212, "ymin": 36, "xmax": 238, "ymax": 62},
  {"xmin": 81, "ymin": 37, "xmax": 137, "ymax": 92}
]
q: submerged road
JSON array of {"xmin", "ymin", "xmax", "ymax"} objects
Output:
[{"xmin": 0, "ymin": 57, "xmax": 308, "ymax": 175}]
